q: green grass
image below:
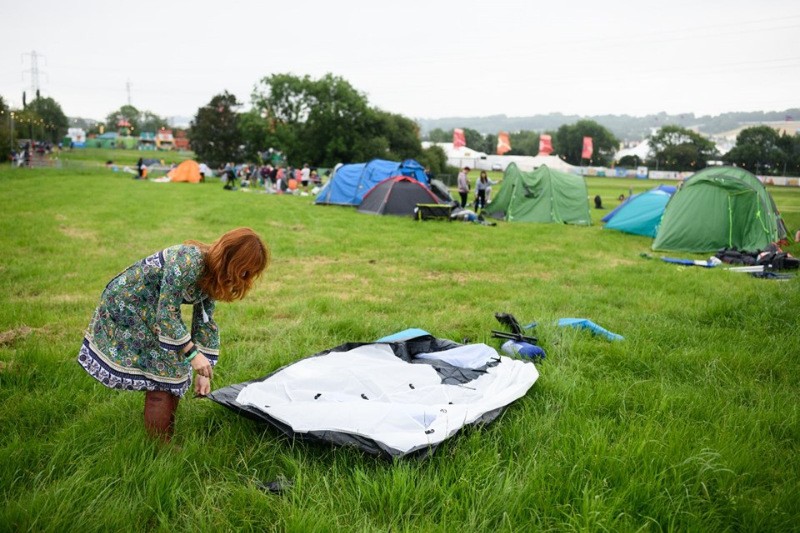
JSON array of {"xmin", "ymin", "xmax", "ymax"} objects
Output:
[{"xmin": 1, "ymin": 162, "xmax": 799, "ymax": 532}]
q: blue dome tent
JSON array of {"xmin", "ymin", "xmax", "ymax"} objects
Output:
[
  {"xmin": 603, "ymin": 185, "xmax": 676, "ymax": 237},
  {"xmin": 315, "ymin": 159, "xmax": 429, "ymax": 206}
]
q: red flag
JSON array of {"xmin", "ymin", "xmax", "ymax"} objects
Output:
[
  {"xmin": 453, "ymin": 128, "xmax": 466, "ymax": 149},
  {"xmin": 538, "ymin": 134, "xmax": 553, "ymax": 156},
  {"xmin": 496, "ymin": 132, "xmax": 511, "ymax": 155},
  {"xmin": 582, "ymin": 136, "xmax": 593, "ymax": 159}
]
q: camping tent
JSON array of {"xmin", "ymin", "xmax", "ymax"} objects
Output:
[
  {"xmin": 208, "ymin": 335, "xmax": 539, "ymax": 458},
  {"xmin": 652, "ymin": 166, "xmax": 788, "ymax": 252},
  {"xmin": 603, "ymin": 185, "xmax": 676, "ymax": 237},
  {"xmin": 483, "ymin": 163, "xmax": 591, "ymax": 224},
  {"xmin": 430, "ymin": 178, "xmax": 457, "ymax": 205},
  {"xmin": 167, "ymin": 160, "xmax": 202, "ymax": 183},
  {"xmin": 315, "ymin": 159, "xmax": 430, "ymax": 206},
  {"xmin": 358, "ymin": 176, "xmax": 441, "ymax": 216}
]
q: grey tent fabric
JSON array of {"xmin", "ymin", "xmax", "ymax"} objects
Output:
[{"xmin": 357, "ymin": 176, "xmax": 441, "ymax": 216}]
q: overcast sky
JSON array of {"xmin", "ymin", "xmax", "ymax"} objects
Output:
[{"xmin": 1, "ymin": 0, "xmax": 798, "ymax": 123}]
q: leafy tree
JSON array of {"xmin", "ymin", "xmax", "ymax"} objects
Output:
[
  {"xmin": 189, "ymin": 92, "xmax": 243, "ymax": 168},
  {"xmin": 105, "ymin": 105, "xmax": 141, "ymax": 132},
  {"xmin": 370, "ymin": 110, "xmax": 422, "ymax": 160},
  {"xmin": 0, "ymin": 96, "xmax": 12, "ymax": 157},
  {"xmin": 238, "ymin": 109, "xmax": 281, "ymax": 163},
  {"xmin": 13, "ymin": 108, "xmax": 43, "ymax": 142},
  {"xmin": 724, "ymin": 126, "xmax": 786, "ymax": 175},
  {"xmin": 252, "ymin": 73, "xmax": 375, "ymax": 166},
  {"xmin": 777, "ymin": 132, "xmax": 800, "ymax": 176},
  {"xmin": 27, "ymin": 96, "xmax": 69, "ymax": 143},
  {"xmin": 462, "ymin": 128, "xmax": 484, "ymax": 151},
  {"xmin": 554, "ymin": 120, "xmax": 619, "ymax": 166},
  {"xmin": 617, "ymin": 155, "xmax": 642, "ymax": 168},
  {"xmin": 416, "ymin": 144, "xmax": 447, "ymax": 175},
  {"xmin": 139, "ymin": 111, "xmax": 167, "ymax": 133},
  {"xmin": 484, "ymin": 133, "xmax": 498, "ymax": 155},
  {"xmin": 426, "ymin": 128, "xmax": 451, "ymax": 143},
  {"xmin": 508, "ymin": 130, "xmax": 540, "ymax": 156},
  {"xmin": 647, "ymin": 125, "xmax": 717, "ymax": 171}
]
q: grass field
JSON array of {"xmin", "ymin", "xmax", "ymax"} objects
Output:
[{"xmin": 1, "ymin": 158, "xmax": 799, "ymax": 532}]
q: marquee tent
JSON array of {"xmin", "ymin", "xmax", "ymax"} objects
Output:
[
  {"xmin": 652, "ymin": 166, "xmax": 788, "ymax": 252},
  {"xmin": 483, "ymin": 163, "xmax": 591, "ymax": 224},
  {"xmin": 208, "ymin": 335, "xmax": 539, "ymax": 458},
  {"xmin": 315, "ymin": 159, "xmax": 430, "ymax": 206},
  {"xmin": 603, "ymin": 185, "xmax": 676, "ymax": 237},
  {"xmin": 167, "ymin": 160, "xmax": 202, "ymax": 183},
  {"xmin": 357, "ymin": 176, "xmax": 441, "ymax": 216}
]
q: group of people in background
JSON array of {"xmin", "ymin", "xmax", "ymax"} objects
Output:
[
  {"xmin": 9, "ymin": 140, "xmax": 56, "ymax": 167},
  {"xmin": 220, "ymin": 162, "xmax": 322, "ymax": 194},
  {"xmin": 457, "ymin": 166, "xmax": 496, "ymax": 211}
]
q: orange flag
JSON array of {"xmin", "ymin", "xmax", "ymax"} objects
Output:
[
  {"xmin": 497, "ymin": 132, "xmax": 511, "ymax": 155},
  {"xmin": 538, "ymin": 134, "xmax": 553, "ymax": 156},
  {"xmin": 582, "ymin": 136, "xmax": 593, "ymax": 159},
  {"xmin": 453, "ymin": 128, "xmax": 466, "ymax": 149}
]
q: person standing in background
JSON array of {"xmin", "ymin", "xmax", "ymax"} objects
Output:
[{"xmin": 457, "ymin": 167, "xmax": 471, "ymax": 208}]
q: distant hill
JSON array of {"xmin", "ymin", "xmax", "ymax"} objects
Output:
[{"xmin": 416, "ymin": 109, "xmax": 800, "ymax": 141}]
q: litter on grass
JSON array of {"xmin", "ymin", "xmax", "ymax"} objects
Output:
[{"xmin": 558, "ymin": 318, "xmax": 624, "ymax": 341}]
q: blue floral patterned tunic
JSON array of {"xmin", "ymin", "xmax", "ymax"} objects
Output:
[{"xmin": 78, "ymin": 244, "xmax": 219, "ymax": 397}]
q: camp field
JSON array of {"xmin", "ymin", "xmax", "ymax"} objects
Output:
[{"xmin": 1, "ymin": 163, "xmax": 799, "ymax": 532}]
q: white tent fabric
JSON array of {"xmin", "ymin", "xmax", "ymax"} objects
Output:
[
  {"xmin": 198, "ymin": 163, "xmax": 214, "ymax": 177},
  {"xmin": 234, "ymin": 343, "xmax": 538, "ymax": 455},
  {"xmin": 416, "ymin": 342, "xmax": 498, "ymax": 369},
  {"xmin": 513, "ymin": 155, "xmax": 576, "ymax": 172}
]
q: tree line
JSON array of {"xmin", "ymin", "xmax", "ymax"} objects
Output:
[
  {"xmin": 189, "ymin": 74, "xmax": 447, "ymax": 172},
  {"xmin": 428, "ymin": 122, "xmax": 800, "ymax": 176},
  {"xmin": 2, "ymin": 74, "xmax": 799, "ymax": 176}
]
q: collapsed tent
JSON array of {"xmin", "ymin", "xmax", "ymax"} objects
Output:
[
  {"xmin": 167, "ymin": 160, "xmax": 202, "ymax": 183},
  {"xmin": 357, "ymin": 176, "xmax": 441, "ymax": 216},
  {"xmin": 208, "ymin": 335, "xmax": 539, "ymax": 458},
  {"xmin": 652, "ymin": 166, "xmax": 788, "ymax": 252},
  {"xmin": 603, "ymin": 185, "xmax": 676, "ymax": 237},
  {"xmin": 483, "ymin": 163, "xmax": 591, "ymax": 224},
  {"xmin": 315, "ymin": 159, "xmax": 430, "ymax": 206}
]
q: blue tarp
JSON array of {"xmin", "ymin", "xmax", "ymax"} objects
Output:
[
  {"xmin": 558, "ymin": 318, "xmax": 624, "ymax": 341},
  {"xmin": 315, "ymin": 159, "xmax": 429, "ymax": 206},
  {"xmin": 603, "ymin": 185, "xmax": 676, "ymax": 237}
]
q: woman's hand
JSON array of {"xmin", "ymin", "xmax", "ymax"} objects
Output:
[
  {"xmin": 191, "ymin": 352, "xmax": 213, "ymax": 380},
  {"xmin": 194, "ymin": 375, "xmax": 211, "ymax": 396}
]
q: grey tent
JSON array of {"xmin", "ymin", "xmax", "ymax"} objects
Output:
[
  {"xmin": 430, "ymin": 178, "xmax": 457, "ymax": 205},
  {"xmin": 357, "ymin": 176, "xmax": 441, "ymax": 216}
]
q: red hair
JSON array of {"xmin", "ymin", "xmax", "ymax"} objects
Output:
[{"xmin": 187, "ymin": 228, "xmax": 269, "ymax": 302}]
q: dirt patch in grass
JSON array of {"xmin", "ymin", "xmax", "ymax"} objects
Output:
[
  {"xmin": 50, "ymin": 293, "xmax": 90, "ymax": 303},
  {"xmin": 0, "ymin": 326, "xmax": 33, "ymax": 346},
  {"xmin": 58, "ymin": 225, "xmax": 98, "ymax": 241}
]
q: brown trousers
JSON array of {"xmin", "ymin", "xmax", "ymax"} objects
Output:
[{"xmin": 144, "ymin": 391, "xmax": 180, "ymax": 441}]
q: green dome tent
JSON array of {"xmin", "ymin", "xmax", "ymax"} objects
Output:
[
  {"xmin": 484, "ymin": 163, "xmax": 591, "ymax": 224},
  {"xmin": 652, "ymin": 166, "xmax": 788, "ymax": 253}
]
